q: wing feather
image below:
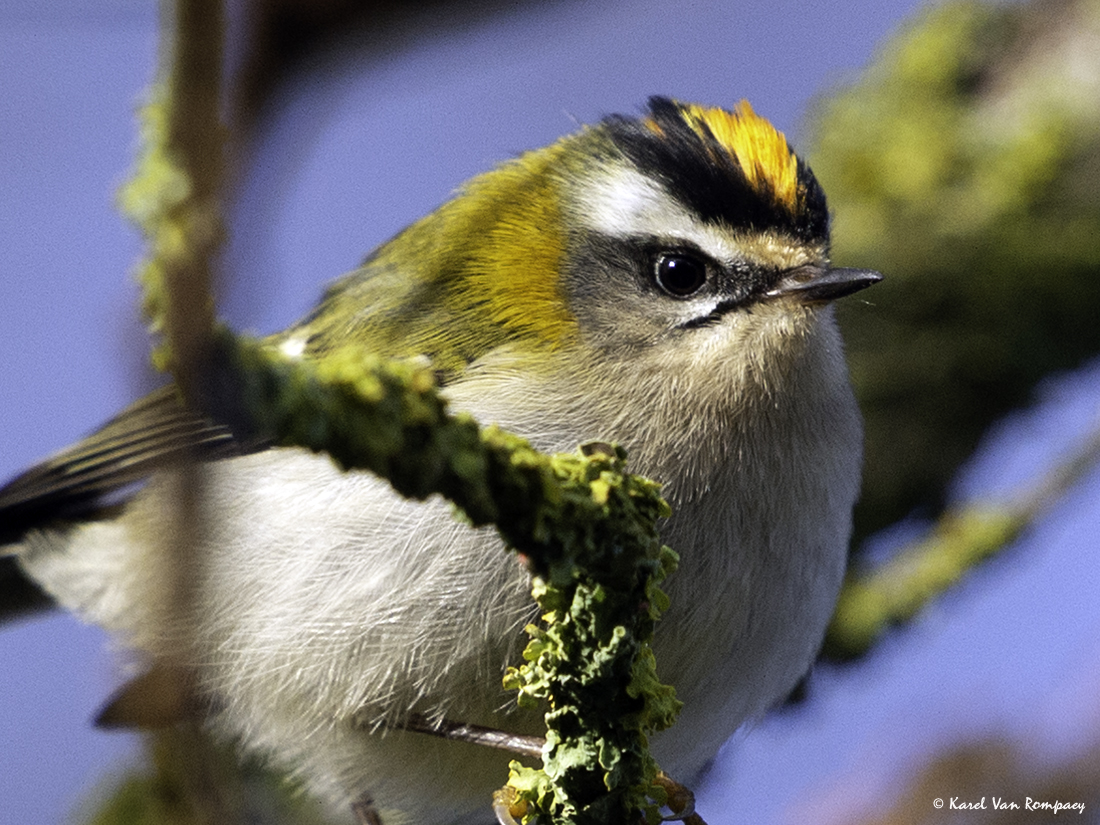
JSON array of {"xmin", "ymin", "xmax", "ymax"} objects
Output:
[{"xmin": 0, "ymin": 385, "xmax": 243, "ymax": 543}]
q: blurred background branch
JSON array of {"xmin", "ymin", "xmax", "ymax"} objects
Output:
[
  {"xmin": 813, "ymin": 0, "xmax": 1100, "ymax": 544},
  {"xmin": 816, "ymin": 0, "xmax": 1100, "ymax": 654},
  {"xmin": 827, "ymin": 414, "xmax": 1100, "ymax": 659}
]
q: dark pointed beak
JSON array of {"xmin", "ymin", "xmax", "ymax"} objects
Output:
[{"xmin": 766, "ymin": 266, "xmax": 883, "ymax": 303}]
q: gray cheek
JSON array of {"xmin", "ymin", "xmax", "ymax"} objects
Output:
[{"xmin": 562, "ymin": 264, "xmax": 701, "ymax": 354}]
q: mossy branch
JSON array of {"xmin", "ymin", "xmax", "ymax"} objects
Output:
[
  {"xmin": 118, "ymin": 1, "xmax": 683, "ymax": 823},
  {"xmin": 119, "ymin": 0, "xmax": 224, "ymax": 387},
  {"xmin": 217, "ymin": 331, "xmax": 683, "ymax": 824}
]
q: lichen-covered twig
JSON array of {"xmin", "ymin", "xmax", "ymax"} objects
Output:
[
  {"xmin": 215, "ymin": 332, "xmax": 682, "ymax": 824},
  {"xmin": 121, "ymin": 2, "xmax": 683, "ymax": 823},
  {"xmin": 119, "ymin": 0, "xmax": 224, "ymax": 384}
]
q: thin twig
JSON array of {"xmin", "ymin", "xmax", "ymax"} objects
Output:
[
  {"xmin": 161, "ymin": 0, "xmax": 223, "ymax": 383},
  {"xmin": 399, "ymin": 713, "xmax": 545, "ymax": 759}
]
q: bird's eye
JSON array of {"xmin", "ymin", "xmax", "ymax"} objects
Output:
[{"xmin": 654, "ymin": 252, "xmax": 708, "ymax": 298}]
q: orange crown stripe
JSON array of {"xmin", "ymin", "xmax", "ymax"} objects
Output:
[{"xmin": 680, "ymin": 101, "xmax": 801, "ymax": 211}]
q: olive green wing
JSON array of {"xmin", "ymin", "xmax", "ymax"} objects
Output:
[
  {"xmin": 0, "ymin": 386, "xmax": 243, "ymax": 543},
  {"xmin": 0, "ymin": 386, "xmax": 245, "ymax": 619}
]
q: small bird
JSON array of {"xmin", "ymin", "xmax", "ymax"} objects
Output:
[{"xmin": 1, "ymin": 98, "xmax": 880, "ymax": 823}]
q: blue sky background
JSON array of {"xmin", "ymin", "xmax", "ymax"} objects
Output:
[{"xmin": 2, "ymin": 1, "xmax": 1099, "ymax": 823}]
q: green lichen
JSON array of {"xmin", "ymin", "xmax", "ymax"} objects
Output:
[
  {"xmin": 224, "ymin": 333, "xmax": 684, "ymax": 823},
  {"xmin": 127, "ymin": 3, "xmax": 682, "ymax": 819},
  {"xmin": 503, "ymin": 539, "xmax": 681, "ymax": 825},
  {"xmin": 812, "ymin": 0, "xmax": 1100, "ymax": 661},
  {"xmin": 118, "ymin": 83, "xmax": 220, "ymax": 373},
  {"xmin": 177, "ymin": 330, "xmax": 684, "ymax": 825}
]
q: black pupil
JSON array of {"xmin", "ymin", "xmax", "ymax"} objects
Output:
[{"xmin": 655, "ymin": 253, "xmax": 707, "ymax": 297}]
